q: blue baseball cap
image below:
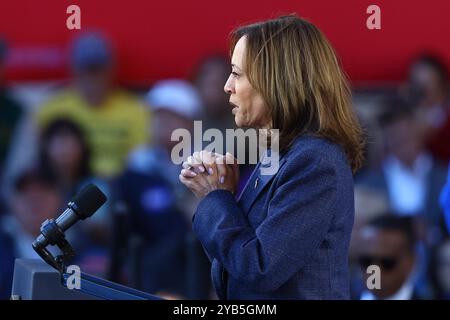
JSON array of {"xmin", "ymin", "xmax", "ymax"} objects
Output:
[{"xmin": 71, "ymin": 33, "xmax": 113, "ymax": 70}]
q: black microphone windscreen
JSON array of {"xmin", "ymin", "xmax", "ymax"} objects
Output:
[{"xmin": 71, "ymin": 183, "xmax": 107, "ymax": 218}]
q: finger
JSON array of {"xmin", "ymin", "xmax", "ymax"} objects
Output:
[
  {"xmin": 182, "ymin": 161, "xmax": 191, "ymax": 169},
  {"xmin": 181, "ymin": 168, "xmax": 197, "ymax": 178},
  {"xmin": 221, "ymin": 152, "xmax": 235, "ymax": 173},
  {"xmin": 181, "ymin": 167, "xmax": 211, "ymax": 185},
  {"xmin": 201, "ymin": 150, "xmax": 218, "ymax": 165},
  {"xmin": 212, "ymin": 151, "xmax": 225, "ymax": 159},
  {"xmin": 191, "ymin": 152, "xmax": 206, "ymax": 173},
  {"xmin": 215, "ymin": 153, "xmax": 225, "ymax": 164},
  {"xmin": 179, "ymin": 173, "xmax": 211, "ymax": 199},
  {"xmin": 192, "ymin": 151, "xmax": 204, "ymax": 164},
  {"xmin": 187, "ymin": 154, "xmax": 205, "ymax": 173},
  {"xmin": 215, "ymin": 155, "xmax": 228, "ymax": 184},
  {"xmin": 182, "ymin": 161, "xmax": 204, "ymax": 174},
  {"xmin": 225, "ymin": 152, "xmax": 238, "ymax": 166},
  {"xmin": 179, "ymin": 174, "xmax": 193, "ymax": 187},
  {"xmin": 200, "ymin": 150, "xmax": 217, "ymax": 175},
  {"xmin": 179, "ymin": 174, "xmax": 201, "ymax": 189}
]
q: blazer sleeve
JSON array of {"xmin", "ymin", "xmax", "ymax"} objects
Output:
[{"xmin": 192, "ymin": 150, "xmax": 338, "ymax": 292}]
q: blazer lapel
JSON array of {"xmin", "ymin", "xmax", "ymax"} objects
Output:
[{"xmin": 238, "ymin": 156, "xmax": 287, "ymax": 213}]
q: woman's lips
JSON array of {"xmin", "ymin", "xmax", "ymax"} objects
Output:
[{"xmin": 230, "ymin": 102, "xmax": 239, "ymax": 114}]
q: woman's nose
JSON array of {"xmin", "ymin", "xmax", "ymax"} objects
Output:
[
  {"xmin": 224, "ymin": 77, "xmax": 234, "ymax": 94},
  {"xmin": 224, "ymin": 86, "xmax": 232, "ymax": 94}
]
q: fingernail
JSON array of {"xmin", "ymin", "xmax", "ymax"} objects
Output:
[
  {"xmin": 208, "ymin": 167, "xmax": 213, "ymax": 175},
  {"xmin": 199, "ymin": 166, "xmax": 205, "ymax": 172},
  {"xmin": 190, "ymin": 171, "xmax": 197, "ymax": 177},
  {"xmin": 220, "ymin": 176, "xmax": 225, "ymax": 184}
]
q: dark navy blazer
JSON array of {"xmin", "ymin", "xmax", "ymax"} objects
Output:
[{"xmin": 192, "ymin": 135, "xmax": 355, "ymax": 299}]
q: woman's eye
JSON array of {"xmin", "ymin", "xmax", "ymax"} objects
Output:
[{"xmin": 231, "ymin": 71, "xmax": 240, "ymax": 77}]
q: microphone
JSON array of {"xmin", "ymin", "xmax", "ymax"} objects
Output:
[{"xmin": 32, "ymin": 183, "xmax": 107, "ymax": 254}]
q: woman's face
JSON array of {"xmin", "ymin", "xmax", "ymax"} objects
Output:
[
  {"xmin": 47, "ymin": 131, "xmax": 83, "ymax": 174},
  {"xmin": 224, "ymin": 36, "xmax": 271, "ymax": 128}
]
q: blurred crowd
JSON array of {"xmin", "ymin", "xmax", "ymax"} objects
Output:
[{"xmin": 0, "ymin": 32, "xmax": 449, "ymax": 300}]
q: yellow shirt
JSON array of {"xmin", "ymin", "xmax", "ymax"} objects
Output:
[{"xmin": 36, "ymin": 88, "xmax": 150, "ymax": 178}]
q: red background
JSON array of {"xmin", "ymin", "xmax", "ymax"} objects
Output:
[{"xmin": 0, "ymin": 0, "xmax": 449, "ymax": 86}]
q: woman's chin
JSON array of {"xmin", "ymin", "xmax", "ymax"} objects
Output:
[{"xmin": 234, "ymin": 116, "xmax": 244, "ymax": 128}]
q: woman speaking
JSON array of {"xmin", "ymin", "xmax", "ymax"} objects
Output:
[{"xmin": 179, "ymin": 15, "xmax": 364, "ymax": 299}]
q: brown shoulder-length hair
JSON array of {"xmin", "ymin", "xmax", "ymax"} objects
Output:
[{"xmin": 230, "ymin": 15, "xmax": 365, "ymax": 173}]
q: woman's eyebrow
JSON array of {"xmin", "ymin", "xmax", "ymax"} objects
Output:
[{"xmin": 231, "ymin": 64, "xmax": 242, "ymax": 71}]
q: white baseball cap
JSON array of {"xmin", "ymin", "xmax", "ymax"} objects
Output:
[{"xmin": 146, "ymin": 79, "xmax": 203, "ymax": 120}]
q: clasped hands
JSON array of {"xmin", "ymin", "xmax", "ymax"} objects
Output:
[{"xmin": 179, "ymin": 150, "xmax": 239, "ymax": 199}]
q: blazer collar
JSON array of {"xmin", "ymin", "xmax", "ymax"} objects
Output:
[{"xmin": 237, "ymin": 151, "xmax": 287, "ymax": 213}]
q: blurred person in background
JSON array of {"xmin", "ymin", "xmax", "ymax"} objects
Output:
[
  {"xmin": 356, "ymin": 97, "xmax": 448, "ymax": 238},
  {"xmin": 128, "ymin": 79, "xmax": 203, "ymax": 218},
  {"xmin": 355, "ymin": 98, "xmax": 448, "ymax": 297},
  {"xmin": 193, "ymin": 55, "xmax": 234, "ymax": 133},
  {"xmin": 111, "ymin": 168, "xmax": 206, "ymax": 299},
  {"xmin": 0, "ymin": 168, "xmax": 63, "ymax": 299},
  {"xmin": 404, "ymin": 55, "xmax": 450, "ymax": 162},
  {"xmin": 0, "ymin": 37, "xmax": 24, "ymax": 215},
  {"xmin": 429, "ymin": 237, "xmax": 450, "ymax": 299},
  {"xmin": 354, "ymin": 214, "xmax": 429, "ymax": 300},
  {"xmin": 39, "ymin": 119, "xmax": 92, "ymax": 199},
  {"xmin": 38, "ymin": 118, "xmax": 112, "ymax": 276},
  {"xmin": 0, "ymin": 229, "xmax": 14, "ymax": 299},
  {"xmin": 116, "ymin": 80, "xmax": 211, "ymax": 298},
  {"xmin": 440, "ymin": 166, "xmax": 450, "ymax": 234},
  {"xmin": 35, "ymin": 32, "xmax": 149, "ymax": 179}
]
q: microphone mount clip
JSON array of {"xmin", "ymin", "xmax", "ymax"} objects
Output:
[{"xmin": 32, "ymin": 218, "xmax": 76, "ymax": 274}]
